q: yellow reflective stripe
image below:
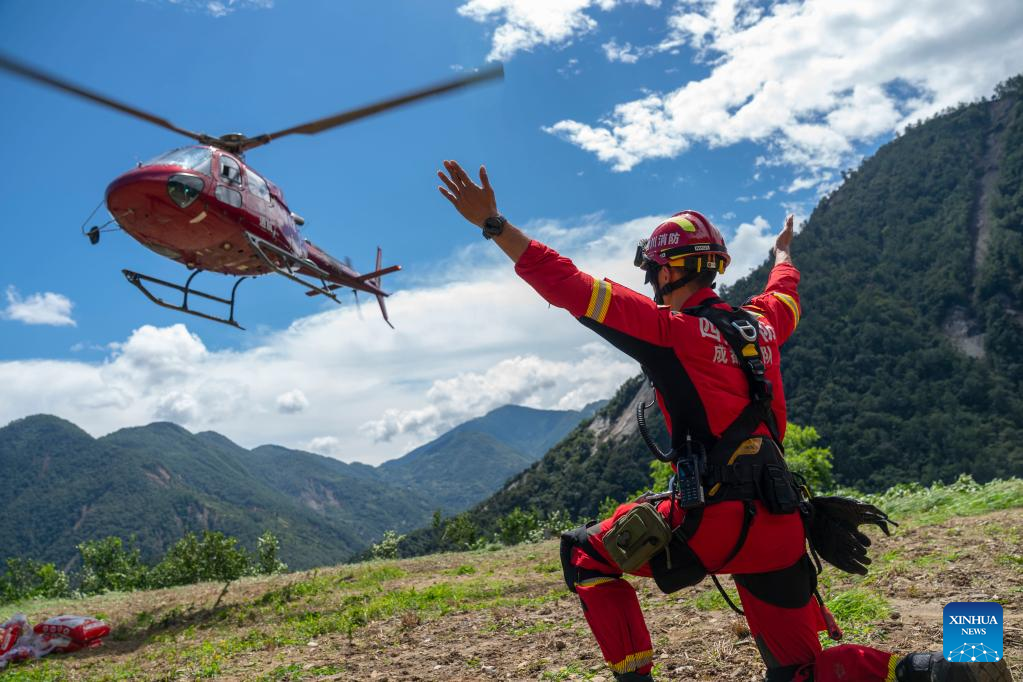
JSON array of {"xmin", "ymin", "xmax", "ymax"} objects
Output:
[
  {"xmin": 885, "ymin": 654, "xmax": 898, "ymax": 682},
  {"xmin": 586, "ymin": 280, "xmax": 613, "ymax": 324},
  {"xmin": 608, "ymin": 649, "xmax": 654, "ymax": 673},
  {"xmin": 596, "ymin": 281, "xmax": 613, "ymax": 323},
  {"xmin": 576, "ymin": 577, "xmax": 617, "ymax": 588},
  {"xmin": 585, "ymin": 279, "xmax": 601, "ymax": 318},
  {"xmin": 771, "ymin": 292, "xmax": 801, "ymax": 328}
]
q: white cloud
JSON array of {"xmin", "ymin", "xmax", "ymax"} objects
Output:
[
  {"xmin": 155, "ymin": 0, "xmax": 274, "ymax": 18},
  {"xmin": 459, "ymin": 0, "xmax": 660, "ymax": 61},
  {"xmin": 3, "ymin": 286, "xmax": 76, "ymax": 327},
  {"xmin": 276, "ymin": 389, "xmax": 309, "ymax": 414},
  {"xmin": 546, "ymin": 0, "xmax": 1023, "ymax": 173},
  {"xmin": 305, "ymin": 436, "xmax": 344, "ymax": 458},
  {"xmin": 602, "ymin": 39, "xmax": 646, "ymax": 63},
  {"xmin": 0, "ymin": 212, "xmax": 782, "ymax": 465},
  {"xmin": 362, "ymin": 345, "xmax": 632, "ymax": 442},
  {"xmin": 719, "ymin": 216, "xmax": 775, "ymax": 287}
]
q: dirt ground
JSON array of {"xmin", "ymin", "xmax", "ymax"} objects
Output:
[{"xmin": 2, "ymin": 509, "xmax": 1020, "ymax": 681}]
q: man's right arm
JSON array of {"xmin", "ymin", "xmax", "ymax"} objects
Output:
[{"xmin": 437, "ymin": 160, "xmax": 673, "ymax": 354}]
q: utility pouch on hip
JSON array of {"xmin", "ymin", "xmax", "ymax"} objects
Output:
[
  {"xmin": 762, "ymin": 463, "xmax": 800, "ymax": 515},
  {"xmin": 604, "ymin": 503, "xmax": 671, "ymax": 573},
  {"xmin": 649, "ymin": 530, "xmax": 707, "ymax": 594}
]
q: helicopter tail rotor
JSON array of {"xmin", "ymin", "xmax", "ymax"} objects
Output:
[{"xmin": 372, "ymin": 247, "xmax": 394, "ymax": 329}]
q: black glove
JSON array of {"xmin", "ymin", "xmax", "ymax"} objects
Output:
[{"xmin": 807, "ymin": 496, "xmax": 897, "ymax": 575}]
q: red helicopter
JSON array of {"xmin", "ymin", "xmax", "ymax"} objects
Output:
[{"xmin": 0, "ymin": 55, "xmax": 502, "ymax": 329}]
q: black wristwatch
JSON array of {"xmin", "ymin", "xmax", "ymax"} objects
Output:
[{"xmin": 482, "ymin": 214, "xmax": 507, "ymax": 240}]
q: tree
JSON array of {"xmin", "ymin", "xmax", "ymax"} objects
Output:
[
  {"xmin": 368, "ymin": 531, "xmax": 405, "ymax": 560},
  {"xmin": 77, "ymin": 536, "xmax": 149, "ymax": 594},
  {"xmin": 0, "ymin": 558, "xmax": 71, "ymax": 604},
  {"xmin": 783, "ymin": 423, "xmax": 835, "ymax": 493},
  {"xmin": 151, "ymin": 531, "xmax": 249, "ymax": 587},
  {"xmin": 442, "ymin": 513, "xmax": 479, "ymax": 550},
  {"xmin": 255, "ymin": 531, "xmax": 287, "ymax": 575},
  {"xmin": 497, "ymin": 508, "xmax": 540, "ymax": 545}
]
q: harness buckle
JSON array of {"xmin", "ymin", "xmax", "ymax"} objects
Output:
[{"xmin": 731, "ymin": 318, "xmax": 758, "ymax": 342}]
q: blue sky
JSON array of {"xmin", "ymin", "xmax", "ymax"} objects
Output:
[{"xmin": 1, "ymin": 0, "xmax": 1021, "ymax": 464}]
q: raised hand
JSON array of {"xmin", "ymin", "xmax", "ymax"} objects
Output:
[
  {"xmin": 774, "ymin": 214, "xmax": 795, "ymax": 265},
  {"xmin": 776, "ymin": 214, "xmax": 795, "ymax": 253},
  {"xmin": 437, "ymin": 160, "xmax": 498, "ymax": 228}
]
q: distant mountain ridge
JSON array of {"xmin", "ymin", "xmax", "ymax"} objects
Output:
[
  {"xmin": 0, "ymin": 402, "xmax": 602, "ymax": 569},
  {"xmin": 377, "ymin": 403, "xmax": 604, "ymax": 511}
]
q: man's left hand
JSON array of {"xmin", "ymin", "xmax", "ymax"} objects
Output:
[{"xmin": 438, "ymin": 160, "xmax": 497, "ymax": 228}]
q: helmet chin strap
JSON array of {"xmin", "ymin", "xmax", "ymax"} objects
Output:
[{"xmin": 651, "ymin": 268, "xmax": 701, "ymax": 304}]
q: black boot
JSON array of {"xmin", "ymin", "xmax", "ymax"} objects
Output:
[
  {"xmin": 895, "ymin": 653, "xmax": 1012, "ymax": 681},
  {"xmin": 614, "ymin": 672, "xmax": 655, "ymax": 682}
]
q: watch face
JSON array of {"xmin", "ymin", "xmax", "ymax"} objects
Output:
[{"xmin": 483, "ymin": 215, "xmax": 505, "ymax": 236}]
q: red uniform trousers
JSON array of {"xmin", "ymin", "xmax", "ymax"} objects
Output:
[{"xmin": 569, "ymin": 498, "xmax": 899, "ymax": 681}]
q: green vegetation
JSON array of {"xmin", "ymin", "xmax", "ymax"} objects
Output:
[
  {"xmin": 853, "ymin": 474, "xmax": 1023, "ymax": 526},
  {"xmin": 0, "ymin": 405, "xmax": 600, "ymax": 575},
  {"xmin": 725, "ymin": 80, "xmax": 1023, "ymax": 490},
  {"xmin": 1, "ymin": 530, "xmax": 287, "ymax": 607},
  {"xmin": 784, "ymin": 424, "xmax": 835, "ymax": 493}
]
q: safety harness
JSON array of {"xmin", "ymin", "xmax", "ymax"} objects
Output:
[{"xmin": 634, "ymin": 297, "xmax": 804, "ymax": 614}]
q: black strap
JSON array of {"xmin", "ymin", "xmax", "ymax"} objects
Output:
[
  {"xmin": 711, "ymin": 574, "xmax": 745, "ymax": 616},
  {"xmin": 706, "ymin": 501, "xmax": 756, "ymax": 617},
  {"xmin": 682, "ymin": 298, "xmax": 783, "ymax": 457}
]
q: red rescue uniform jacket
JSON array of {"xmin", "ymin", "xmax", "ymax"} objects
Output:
[{"xmin": 514, "ymin": 239, "xmax": 802, "ymax": 451}]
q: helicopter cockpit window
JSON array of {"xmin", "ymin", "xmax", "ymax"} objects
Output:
[
  {"xmin": 143, "ymin": 147, "xmax": 212, "ymax": 176},
  {"xmin": 248, "ymin": 172, "xmax": 270, "ymax": 202},
  {"xmin": 219, "ymin": 156, "xmax": 244, "ymax": 187}
]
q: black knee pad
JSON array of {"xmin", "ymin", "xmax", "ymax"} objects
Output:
[
  {"xmin": 733, "ymin": 554, "xmax": 816, "ymax": 609},
  {"xmin": 560, "ymin": 522, "xmax": 616, "ymax": 593},
  {"xmin": 648, "ymin": 531, "xmax": 707, "ymax": 594}
]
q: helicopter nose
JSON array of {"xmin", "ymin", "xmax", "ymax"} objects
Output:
[{"xmin": 106, "ymin": 167, "xmax": 194, "ymax": 229}]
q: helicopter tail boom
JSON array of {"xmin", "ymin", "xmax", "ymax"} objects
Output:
[{"xmin": 302, "ymin": 245, "xmax": 398, "ymax": 328}]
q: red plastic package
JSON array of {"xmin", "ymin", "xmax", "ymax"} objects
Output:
[
  {"xmin": 0, "ymin": 619, "xmax": 22, "ymax": 655},
  {"xmin": 33, "ymin": 616, "xmax": 110, "ymax": 644}
]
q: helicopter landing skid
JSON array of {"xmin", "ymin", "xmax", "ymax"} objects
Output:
[
  {"xmin": 122, "ymin": 269, "xmax": 247, "ymax": 329},
  {"xmin": 244, "ymin": 233, "xmax": 341, "ymax": 302}
]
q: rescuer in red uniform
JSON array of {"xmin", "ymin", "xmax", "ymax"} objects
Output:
[{"xmin": 437, "ymin": 160, "xmax": 1010, "ymax": 682}]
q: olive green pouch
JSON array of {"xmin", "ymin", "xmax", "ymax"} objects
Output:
[{"xmin": 604, "ymin": 503, "xmax": 672, "ymax": 573}]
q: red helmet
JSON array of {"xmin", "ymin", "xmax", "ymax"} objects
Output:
[{"xmin": 635, "ymin": 210, "xmax": 730, "ymax": 271}]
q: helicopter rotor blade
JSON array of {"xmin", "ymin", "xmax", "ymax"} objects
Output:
[
  {"xmin": 238, "ymin": 64, "xmax": 504, "ymax": 152},
  {"xmin": 0, "ymin": 53, "xmax": 207, "ymax": 143}
]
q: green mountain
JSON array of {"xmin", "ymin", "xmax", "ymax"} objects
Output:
[
  {"xmin": 377, "ymin": 403, "xmax": 604, "ymax": 512},
  {"xmin": 724, "ymin": 76, "xmax": 1023, "ymax": 489},
  {"xmin": 398, "ymin": 77, "xmax": 1023, "ymax": 555},
  {"xmin": 0, "ymin": 403, "xmax": 601, "ymax": 569},
  {"xmin": 0, "ymin": 415, "xmax": 422, "ymax": 571}
]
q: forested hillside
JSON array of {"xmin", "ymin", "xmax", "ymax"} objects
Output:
[
  {"xmin": 399, "ymin": 77, "xmax": 1023, "ymax": 556},
  {"xmin": 0, "ymin": 416, "xmax": 425, "ymax": 571},
  {"xmin": 378, "ymin": 403, "xmax": 603, "ymax": 512},
  {"xmin": 725, "ymin": 76, "xmax": 1023, "ymax": 489},
  {"xmin": 0, "ymin": 403, "xmax": 598, "ymax": 570}
]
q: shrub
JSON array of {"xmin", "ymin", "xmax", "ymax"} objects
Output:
[
  {"xmin": 0, "ymin": 558, "xmax": 72, "ymax": 604},
  {"xmin": 151, "ymin": 531, "xmax": 250, "ymax": 587},
  {"xmin": 77, "ymin": 536, "xmax": 150, "ymax": 594},
  {"xmin": 369, "ymin": 531, "xmax": 405, "ymax": 560},
  {"xmin": 442, "ymin": 513, "xmax": 479, "ymax": 550},
  {"xmin": 783, "ymin": 423, "xmax": 835, "ymax": 493},
  {"xmin": 255, "ymin": 531, "xmax": 288, "ymax": 575},
  {"xmin": 497, "ymin": 508, "xmax": 541, "ymax": 545}
]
